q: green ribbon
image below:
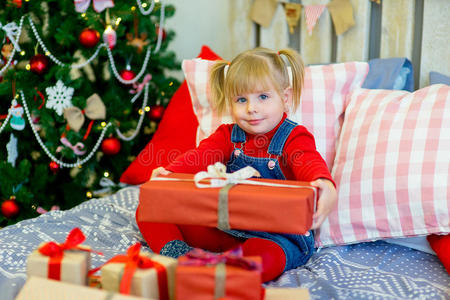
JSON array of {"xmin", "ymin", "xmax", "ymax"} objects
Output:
[
  {"xmin": 214, "ymin": 263, "xmax": 226, "ymax": 299},
  {"xmin": 217, "ymin": 183, "xmax": 235, "ymax": 230}
]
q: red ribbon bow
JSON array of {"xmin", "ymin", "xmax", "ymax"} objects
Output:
[
  {"xmin": 38, "ymin": 228, "xmax": 100, "ymax": 280},
  {"xmin": 88, "ymin": 243, "xmax": 169, "ymax": 300},
  {"xmin": 181, "ymin": 246, "xmax": 261, "ymax": 271}
]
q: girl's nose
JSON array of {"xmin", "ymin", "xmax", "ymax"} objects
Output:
[{"xmin": 246, "ymin": 99, "xmax": 257, "ymax": 113}]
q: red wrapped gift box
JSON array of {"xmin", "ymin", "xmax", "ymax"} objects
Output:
[
  {"xmin": 138, "ymin": 173, "xmax": 316, "ymax": 234},
  {"xmin": 175, "ymin": 248, "xmax": 262, "ymax": 300}
]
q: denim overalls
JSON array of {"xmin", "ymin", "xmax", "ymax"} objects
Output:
[{"xmin": 224, "ymin": 118, "xmax": 315, "ymax": 271}]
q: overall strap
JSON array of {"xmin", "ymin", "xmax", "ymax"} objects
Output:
[
  {"xmin": 231, "ymin": 124, "xmax": 246, "ymax": 143},
  {"xmin": 268, "ymin": 118, "xmax": 298, "ymax": 156}
]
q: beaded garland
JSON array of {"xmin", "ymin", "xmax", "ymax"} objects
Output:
[
  {"xmin": 0, "ymin": 102, "xmax": 13, "ymax": 134},
  {"xmin": 14, "ymin": 80, "xmax": 150, "ymax": 168},
  {"xmin": 136, "ymin": 0, "xmax": 156, "ymax": 15},
  {"xmin": 20, "ymin": 90, "xmax": 111, "ymax": 168},
  {"xmin": 0, "ymin": 0, "xmax": 166, "ymax": 81},
  {"xmin": 0, "ymin": 16, "xmax": 25, "ymax": 76},
  {"xmin": 0, "ymin": 0, "xmax": 166, "ymax": 168}
]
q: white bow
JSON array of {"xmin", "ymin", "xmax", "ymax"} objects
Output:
[
  {"xmin": 194, "ymin": 162, "xmax": 261, "ymax": 188},
  {"xmin": 92, "ymin": 177, "xmax": 127, "ymax": 197},
  {"xmin": 1, "ymin": 21, "xmax": 21, "ymax": 52},
  {"xmin": 74, "ymin": 0, "xmax": 114, "ymax": 13}
]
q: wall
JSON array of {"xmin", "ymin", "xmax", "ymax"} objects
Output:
[
  {"xmin": 165, "ymin": 0, "xmax": 255, "ymax": 61},
  {"xmin": 165, "ymin": 0, "xmax": 449, "ymax": 88}
]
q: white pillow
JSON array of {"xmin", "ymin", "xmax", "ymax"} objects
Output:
[{"xmin": 316, "ymin": 84, "xmax": 450, "ymax": 247}]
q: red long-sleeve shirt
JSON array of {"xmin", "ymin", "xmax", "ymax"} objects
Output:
[{"xmin": 166, "ymin": 114, "xmax": 333, "ymax": 184}]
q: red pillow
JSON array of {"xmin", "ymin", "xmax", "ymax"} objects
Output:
[{"xmin": 120, "ymin": 46, "xmax": 222, "ymax": 184}]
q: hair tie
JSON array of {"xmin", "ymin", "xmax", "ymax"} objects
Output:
[
  {"xmin": 287, "ymin": 66, "xmax": 293, "ymax": 87},
  {"xmin": 224, "ymin": 64, "xmax": 229, "ymax": 78}
]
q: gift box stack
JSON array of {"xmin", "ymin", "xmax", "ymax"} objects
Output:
[
  {"xmin": 24, "ymin": 228, "xmax": 177, "ymax": 300},
  {"xmin": 22, "ymin": 160, "xmax": 316, "ymax": 300},
  {"xmin": 135, "ymin": 164, "xmax": 315, "ymax": 299}
]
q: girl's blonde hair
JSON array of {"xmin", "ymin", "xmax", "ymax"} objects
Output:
[{"xmin": 210, "ymin": 47, "xmax": 304, "ymax": 115}]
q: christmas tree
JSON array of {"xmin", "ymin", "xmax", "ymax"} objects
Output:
[{"xmin": 0, "ymin": 0, "xmax": 180, "ymax": 226}]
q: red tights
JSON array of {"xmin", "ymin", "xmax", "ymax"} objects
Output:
[{"xmin": 137, "ymin": 217, "xmax": 286, "ymax": 282}]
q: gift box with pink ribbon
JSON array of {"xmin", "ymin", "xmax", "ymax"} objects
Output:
[
  {"xmin": 92, "ymin": 243, "xmax": 177, "ymax": 300},
  {"xmin": 26, "ymin": 228, "xmax": 98, "ymax": 285},
  {"xmin": 175, "ymin": 247, "xmax": 262, "ymax": 300},
  {"xmin": 138, "ymin": 162, "xmax": 317, "ymax": 235}
]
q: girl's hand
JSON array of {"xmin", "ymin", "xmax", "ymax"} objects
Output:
[
  {"xmin": 310, "ymin": 179, "xmax": 337, "ymax": 230},
  {"xmin": 151, "ymin": 167, "xmax": 172, "ymax": 178}
]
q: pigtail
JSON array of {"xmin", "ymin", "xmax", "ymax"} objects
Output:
[
  {"xmin": 209, "ymin": 61, "xmax": 229, "ymax": 116},
  {"xmin": 278, "ymin": 48, "xmax": 305, "ymax": 111}
]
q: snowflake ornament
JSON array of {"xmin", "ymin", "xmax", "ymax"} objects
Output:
[{"xmin": 45, "ymin": 80, "xmax": 74, "ymax": 116}]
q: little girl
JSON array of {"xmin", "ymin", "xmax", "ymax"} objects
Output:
[{"xmin": 136, "ymin": 47, "xmax": 337, "ymax": 282}]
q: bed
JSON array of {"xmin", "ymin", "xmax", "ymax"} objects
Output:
[
  {"xmin": 0, "ymin": 187, "xmax": 448, "ymax": 300},
  {"xmin": 3, "ymin": 75, "xmax": 450, "ymax": 300}
]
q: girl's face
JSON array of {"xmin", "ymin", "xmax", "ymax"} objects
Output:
[{"xmin": 230, "ymin": 82, "xmax": 291, "ymax": 135}]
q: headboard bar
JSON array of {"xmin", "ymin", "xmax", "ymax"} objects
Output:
[{"xmin": 254, "ymin": 0, "xmax": 448, "ymax": 89}]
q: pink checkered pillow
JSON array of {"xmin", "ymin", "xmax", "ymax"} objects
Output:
[
  {"xmin": 316, "ymin": 84, "xmax": 450, "ymax": 247},
  {"xmin": 182, "ymin": 59, "xmax": 369, "ymax": 169}
]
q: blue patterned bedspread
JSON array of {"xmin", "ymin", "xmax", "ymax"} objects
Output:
[{"xmin": 0, "ymin": 187, "xmax": 448, "ymax": 300}]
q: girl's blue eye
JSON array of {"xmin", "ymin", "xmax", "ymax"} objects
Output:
[
  {"xmin": 236, "ymin": 97, "xmax": 247, "ymax": 103},
  {"xmin": 259, "ymin": 94, "xmax": 268, "ymax": 100}
]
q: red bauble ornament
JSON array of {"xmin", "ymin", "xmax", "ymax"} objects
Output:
[
  {"xmin": 49, "ymin": 161, "xmax": 60, "ymax": 174},
  {"xmin": 101, "ymin": 137, "xmax": 121, "ymax": 155},
  {"xmin": 79, "ymin": 28, "xmax": 100, "ymax": 48},
  {"xmin": 1, "ymin": 197, "xmax": 20, "ymax": 219},
  {"xmin": 7, "ymin": 0, "xmax": 22, "ymax": 8},
  {"xmin": 120, "ymin": 69, "xmax": 136, "ymax": 81},
  {"xmin": 30, "ymin": 54, "xmax": 49, "ymax": 75},
  {"xmin": 155, "ymin": 25, "xmax": 167, "ymax": 41},
  {"xmin": 148, "ymin": 104, "xmax": 165, "ymax": 121}
]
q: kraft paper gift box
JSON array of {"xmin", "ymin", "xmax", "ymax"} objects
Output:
[
  {"xmin": 175, "ymin": 247, "xmax": 262, "ymax": 300},
  {"xmin": 138, "ymin": 171, "xmax": 317, "ymax": 235},
  {"xmin": 15, "ymin": 276, "xmax": 153, "ymax": 300},
  {"xmin": 26, "ymin": 228, "xmax": 92, "ymax": 285},
  {"xmin": 264, "ymin": 287, "xmax": 310, "ymax": 300},
  {"xmin": 100, "ymin": 243, "xmax": 177, "ymax": 300}
]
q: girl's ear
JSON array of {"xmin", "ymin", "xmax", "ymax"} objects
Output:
[{"xmin": 283, "ymin": 87, "xmax": 293, "ymax": 112}]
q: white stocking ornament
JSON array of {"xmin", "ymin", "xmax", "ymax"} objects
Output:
[{"xmin": 7, "ymin": 133, "xmax": 18, "ymax": 167}]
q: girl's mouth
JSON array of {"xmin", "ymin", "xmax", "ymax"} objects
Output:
[{"xmin": 248, "ymin": 119, "xmax": 262, "ymax": 125}]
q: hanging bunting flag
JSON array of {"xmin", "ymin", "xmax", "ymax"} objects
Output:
[
  {"xmin": 282, "ymin": 3, "xmax": 302, "ymax": 34},
  {"xmin": 249, "ymin": 0, "xmax": 279, "ymax": 28},
  {"xmin": 327, "ymin": 0, "xmax": 355, "ymax": 35},
  {"xmin": 304, "ymin": 5, "xmax": 327, "ymax": 36}
]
